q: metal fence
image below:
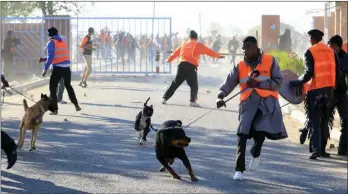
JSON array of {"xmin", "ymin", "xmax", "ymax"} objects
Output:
[{"xmin": 1, "ymin": 16, "xmax": 173, "ymax": 77}]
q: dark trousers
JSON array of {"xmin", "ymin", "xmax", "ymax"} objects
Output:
[
  {"xmin": 229, "ymin": 50, "xmax": 237, "ymax": 65},
  {"xmin": 1, "ymin": 130, "xmax": 16, "ymax": 154},
  {"xmin": 235, "ymin": 132, "xmax": 265, "ymax": 172},
  {"xmin": 307, "ymin": 88, "xmax": 333, "ymax": 156},
  {"xmin": 331, "ymin": 92, "xmax": 348, "ymax": 152},
  {"xmin": 163, "ymin": 62, "xmax": 198, "ymax": 102},
  {"xmin": 49, "ymin": 66, "xmax": 78, "ymax": 111}
]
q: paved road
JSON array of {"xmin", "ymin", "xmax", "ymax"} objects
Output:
[{"xmin": 1, "ymin": 60, "xmax": 347, "ymax": 193}]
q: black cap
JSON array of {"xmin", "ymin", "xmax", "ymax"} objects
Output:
[
  {"xmin": 189, "ymin": 30, "xmax": 198, "ymax": 39},
  {"xmin": 243, "ymin": 36, "xmax": 258, "ymax": 44},
  {"xmin": 88, "ymin": 27, "xmax": 94, "ymax": 34},
  {"xmin": 48, "ymin": 27, "xmax": 58, "ymax": 37},
  {"xmin": 307, "ymin": 29, "xmax": 324, "ymax": 37},
  {"xmin": 328, "ymin": 35, "xmax": 343, "ymax": 47}
]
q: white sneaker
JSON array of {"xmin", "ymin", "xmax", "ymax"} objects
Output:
[
  {"xmin": 139, "ymin": 138, "xmax": 145, "ymax": 145},
  {"xmin": 161, "ymin": 98, "xmax": 167, "ymax": 104},
  {"xmin": 233, "ymin": 171, "xmax": 243, "ymax": 180},
  {"xmin": 249, "ymin": 157, "xmax": 260, "ymax": 171},
  {"xmin": 189, "ymin": 102, "xmax": 201, "ymax": 107},
  {"xmin": 59, "ymin": 100, "xmax": 67, "ymax": 104}
]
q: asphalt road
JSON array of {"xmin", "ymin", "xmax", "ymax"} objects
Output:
[{"xmin": 1, "ymin": 60, "xmax": 347, "ymax": 193}]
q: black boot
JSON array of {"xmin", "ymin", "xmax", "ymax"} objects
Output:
[
  {"xmin": 299, "ymin": 128, "xmax": 308, "ymax": 145},
  {"xmin": 309, "ymin": 152, "xmax": 317, "ymax": 160},
  {"xmin": 338, "ymin": 130, "xmax": 347, "ymax": 156}
]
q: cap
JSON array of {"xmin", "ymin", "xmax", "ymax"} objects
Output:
[
  {"xmin": 307, "ymin": 29, "xmax": 324, "ymax": 37},
  {"xmin": 48, "ymin": 27, "xmax": 58, "ymax": 37},
  {"xmin": 328, "ymin": 35, "xmax": 343, "ymax": 47}
]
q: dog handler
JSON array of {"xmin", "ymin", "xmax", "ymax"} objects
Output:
[
  {"xmin": 216, "ymin": 36, "xmax": 287, "ymax": 180},
  {"xmin": 40, "ymin": 27, "xmax": 81, "ymax": 115},
  {"xmin": 162, "ymin": 30, "xmax": 224, "ymax": 107},
  {"xmin": 1, "ymin": 73, "xmax": 18, "ymax": 169}
]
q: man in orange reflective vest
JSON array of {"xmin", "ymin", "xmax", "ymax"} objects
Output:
[
  {"xmin": 289, "ymin": 29, "xmax": 340, "ymax": 160},
  {"xmin": 40, "ymin": 27, "xmax": 81, "ymax": 115},
  {"xmin": 162, "ymin": 30, "xmax": 224, "ymax": 107},
  {"xmin": 216, "ymin": 36, "xmax": 287, "ymax": 181}
]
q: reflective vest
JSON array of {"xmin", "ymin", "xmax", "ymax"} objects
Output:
[
  {"xmin": 238, "ymin": 54, "xmax": 279, "ymax": 101},
  {"xmin": 51, "ymin": 39, "xmax": 70, "ymax": 65},
  {"xmin": 343, "ymin": 42, "xmax": 347, "ymax": 53},
  {"xmin": 307, "ymin": 42, "xmax": 336, "ymax": 91}
]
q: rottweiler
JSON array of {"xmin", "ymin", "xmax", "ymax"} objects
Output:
[{"xmin": 155, "ymin": 120, "xmax": 198, "ymax": 182}]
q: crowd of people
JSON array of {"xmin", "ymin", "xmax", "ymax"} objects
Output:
[{"xmin": 1, "ymin": 24, "xmax": 347, "ymax": 183}]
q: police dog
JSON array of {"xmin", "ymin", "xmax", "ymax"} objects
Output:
[
  {"xmin": 18, "ymin": 94, "xmax": 53, "ymax": 151},
  {"xmin": 155, "ymin": 120, "xmax": 198, "ymax": 182},
  {"xmin": 134, "ymin": 97, "xmax": 153, "ymax": 145}
]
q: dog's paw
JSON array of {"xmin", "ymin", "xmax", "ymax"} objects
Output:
[
  {"xmin": 29, "ymin": 147, "xmax": 36, "ymax": 151},
  {"xmin": 190, "ymin": 175, "xmax": 199, "ymax": 182},
  {"xmin": 172, "ymin": 174, "xmax": 181, "ymax": 180},
  {"xmin": 159, "ymin": 167, "xmax": 166, "ymax": 172}
]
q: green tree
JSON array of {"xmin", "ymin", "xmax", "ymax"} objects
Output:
[{"xmin": 1, "ymin": 1, "xmax": 94, "ymax": 17}]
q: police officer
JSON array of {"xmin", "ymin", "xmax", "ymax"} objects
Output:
[
  {"xmin": 327, "ymin": 35, "xmax": 348, "ymax": 156},
  {"xmin": 290, "ymin": 29, "xmax": 340, "ymax": 159}
]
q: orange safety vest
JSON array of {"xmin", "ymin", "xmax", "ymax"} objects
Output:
[
  {"xmin": 307, "ymin": 42, "xmax": 336, "ymax": 91},
  {"xmin": 238, "ymin": 54, "xmax": 279, "ymax": 101},
  {"xmin": 343, "ymin": 42, "xmax": 347, "ymax": 53},
  {"xmin": 51, "ymin": 39, "xmax": 70, "ymax": 65}
]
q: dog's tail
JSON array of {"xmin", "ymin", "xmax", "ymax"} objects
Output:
[
  {"xmin": 23, "ymin": 99, "xmax": 28, "ymax": 112},
  {"xmin": 150, "ymin": 125, "xmax": 158, "ymax": 132},
  {"xmin": 144, "ymin": 97, "xmax": 150, "ymax": 106}
]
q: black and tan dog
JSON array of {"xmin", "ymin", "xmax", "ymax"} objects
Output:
[
  {"xmin": 155, "ymin": 120, "xmax": 198, "ymax": 182},
  {"xmin": 18, "ymin": 94, "xmax": 53, "ymax": 151},
  {"xmin": 134, "ymin": 97, "xmax": 153, "ymax": 145}
]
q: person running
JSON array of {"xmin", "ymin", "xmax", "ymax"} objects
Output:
[
  {"xmin": 217, "ymin": 36, "xmax": 287, "ymax": 180},
  {"xmin": 162, "ymin": 30, "xmax": 224, "ymax": 107},
  {"xmin": 79, "ymin": 27, "xmax": 96, "ymax": 88},
  {"xmin": 40, "ymin": 27, "xmax": 81, "ymax": 115}
]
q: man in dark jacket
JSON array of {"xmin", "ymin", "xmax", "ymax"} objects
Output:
[
  {"xmin": 228, "ymin": 36, "xmax": 239, "ymax": 65},
  {"xmin": 290, "ymin": 29, "xmax": 340, "ymax": 159}
]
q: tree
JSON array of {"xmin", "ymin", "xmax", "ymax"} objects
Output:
[
  {"xmin": 1, "ymin": 2, "xmax": 36, "ymax": 17},
  {"xmin": 32, "ymin": 1, "xmax": 94, "ymax": 16},
  {"xmin": 1, "ymin": 1, "xmax": 94, "ymax": 17}
]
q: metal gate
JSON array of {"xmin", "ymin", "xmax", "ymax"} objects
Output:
[{"xmin": 1, "ymin": 16, "xmax": 173, "ymax": 76}]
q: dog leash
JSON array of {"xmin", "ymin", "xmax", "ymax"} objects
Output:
[
  {"xmin": 185, "ymin": 88, "xmax": 246, "ymax": 128},
  {"xmin": 8, "ymin": 86, "xmax": 36, "ymax": 103}
]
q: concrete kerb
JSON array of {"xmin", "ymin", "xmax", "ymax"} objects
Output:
[
  {"xmin": 280, "ymin": 98, "xmax": 341, "ymax": 147},
  {"xmin": 3, "ymin": 78, "xmax": 50, "ymax": 98}
]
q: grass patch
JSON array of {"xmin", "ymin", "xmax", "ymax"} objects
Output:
[{"xmin": 268, "ymin": 50, "xmax": 305, "ymax": 75}]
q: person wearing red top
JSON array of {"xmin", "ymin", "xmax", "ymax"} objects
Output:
[{"xmin": 162, "ymin": 30, "xmax": 224, "ymax": 107}]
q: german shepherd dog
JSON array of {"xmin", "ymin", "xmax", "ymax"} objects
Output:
[
  {"xmin": 18, "ymin": 94, "xmax": 53, "ymax": 151},
  {"xmin": 134, "ymin": 97, "xmax": 153, "ymax": 145},
  {"xmin": 155, "ymin": 120, "xmax": 198, "ymax": 182}
]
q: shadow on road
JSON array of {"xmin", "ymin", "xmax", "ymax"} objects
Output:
[
  {"xmin": 1, "ymin": 113, "xmax": 347, "ymax": 193},
  {"xmin": 1, "ymin": 171, "xmax": 87, "ymax": 193}
]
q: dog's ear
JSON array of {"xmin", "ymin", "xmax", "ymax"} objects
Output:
[
  {"xmin": 41, "ymin": 93, "xmax": 44, "ymax": 99},
  {"xmin": 150, "ymin": 105, "xmax": 153, "ymax": 108},
  {"xmin": 43, "ymin": 94, "xmax": 49, "ymax": 100},
  {"xmin": 144, "ymin": 97, "xmax": 150, "ymax": 106}
]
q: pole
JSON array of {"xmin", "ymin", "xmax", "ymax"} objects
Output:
[
  {"xmin": 199, "ymin": 12, "xmax": 202, "ymax": 36},
  {"xmin": 152, "ymin": 1, "xmax": 155, "ymax": 37},
  {"xmin": 324, "ymin": 2, "xmax": 329, "ymax": 43}
]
